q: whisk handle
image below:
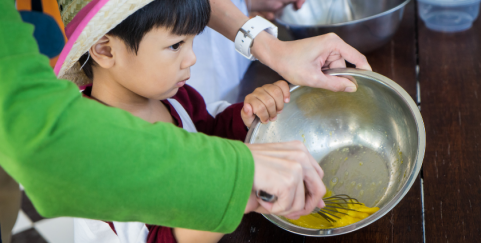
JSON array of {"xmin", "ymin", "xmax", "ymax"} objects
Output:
[{"xmin": 256, "ymin": 190, "xmax": 278, "ymax": 203}]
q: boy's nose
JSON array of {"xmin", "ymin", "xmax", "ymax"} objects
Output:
[{"xmin": 181, "ymin": 49, "xmax": 196, "ymax": 69}]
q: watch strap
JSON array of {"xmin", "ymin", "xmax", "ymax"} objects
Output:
[{"xmin": 235, "ymin": 16, "xmax": 278, "ymax": 60}]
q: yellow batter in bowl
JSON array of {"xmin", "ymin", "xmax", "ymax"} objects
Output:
[{"xmin": 287, "ymin": 191, "xmax": 379, "ymax": 229}]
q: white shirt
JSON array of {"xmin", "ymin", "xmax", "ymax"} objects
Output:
[{"xmin": 187, "ymin": 0, "xmax": 252, "ymax": 104}]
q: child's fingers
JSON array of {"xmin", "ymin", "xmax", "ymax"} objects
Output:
[
  {"xmin": 245, "ymin": 93, "xmax": 270, "ymax": 123},
  {"xmin": 262, "ymin": 83, "xmax": 286, "ymax": 113},
  {"xmin": 273, "ymin": 80, "xmax": 291, "ymax": 103},
  {"xmin": 241, "ymin": 103, "xmax": 255, "ymax": 128},
  {"xmin": 253, "ymin": 88, "xmax": 278, "ymax": 120},
  {"xmin": 253, "ymin": 98, "xmax": 271, "ymax": 123}
]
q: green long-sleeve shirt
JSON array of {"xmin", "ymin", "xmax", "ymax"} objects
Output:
[{"xmin": 0, "ymin": 0, "xmax": 253, "ymax": 233}]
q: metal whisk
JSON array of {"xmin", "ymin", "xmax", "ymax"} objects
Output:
[
  {"xmin": 255, "ymin": 191, "xmax": 361, "ymax": 223},
  {"xmin": 313, "ymin": 194, "xmax": 362, "ymax": 223}
]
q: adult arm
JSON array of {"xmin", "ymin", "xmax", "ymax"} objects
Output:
[
  {"xmin": 208, "ymin": 0, "xmax": 372, "ymax": 92},
  {"xmin": 0, "ymin": 0, "xmax": 324, "ymax": 231},
  {"xmin": 247, "ymin": 0, "xmax": 305, "ymax": 20},
  {"xmin": 0, "ymin": 1, "xmax": 252, "ymax": 233}
]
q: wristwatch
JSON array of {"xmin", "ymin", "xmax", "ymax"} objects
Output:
[{"xmin": 235, "ymin": 16, "xmax": 278, "ymax": 60}]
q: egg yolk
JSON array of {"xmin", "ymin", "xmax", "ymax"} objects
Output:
[{"xmin": 286, "ymin": 191, "xmax": 379, "ymax": 229}]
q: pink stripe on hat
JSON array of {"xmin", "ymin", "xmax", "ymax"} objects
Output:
[{"xmin": 54, "ymin": 0, "xmax": 109, "ymax": 75}]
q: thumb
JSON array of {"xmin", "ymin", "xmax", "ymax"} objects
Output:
[
  {"xmin": 318, "ymin": 72, "xmax": 358, "ymax": 92},
  {"xmin": 241, "ymin": 103, "xmax": 256, "ymax": 127}
]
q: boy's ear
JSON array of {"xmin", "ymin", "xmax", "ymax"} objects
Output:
[{"xmin": 90, "ymin": 35, "xmax": 114, "ymax": 68}]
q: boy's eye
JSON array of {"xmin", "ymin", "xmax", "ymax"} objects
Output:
[{"xmin": 169, "ymin": 41, "xmax": 183, "ymax": 51}]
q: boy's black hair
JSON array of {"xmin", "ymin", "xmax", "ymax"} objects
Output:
[{"xmin": 79, "ymin": 0, "xmax": 210, "ymax": 80}]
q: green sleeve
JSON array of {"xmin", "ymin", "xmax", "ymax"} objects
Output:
[{"xmin": 0, "ymin": 1, "xmax": 253, "ymax": 233}]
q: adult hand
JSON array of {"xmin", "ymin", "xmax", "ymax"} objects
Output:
[
  {"xmin": 244, "ymin": 141, "xmax": 326, "ymax": 219},
  {"xmin": 209, "ymin": 0, "xmax": 371, "ymax": 92},
  {"xmin": 248, "ymin": 0, "xmax": 304, "ymax": 12},
  {"xmin": 252, "ymin": 32, "xmax": 372, "ymax": 93},
  {"xmin": 248, "ymin": 0, "xmax": 305, "ymax": 20}
]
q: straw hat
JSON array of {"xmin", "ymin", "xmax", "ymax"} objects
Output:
[{"xmin": 54, "ymin": 0, "xmax": 154, "ymax": 86}]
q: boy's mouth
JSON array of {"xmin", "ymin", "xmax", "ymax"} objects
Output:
[{"xmin": 176, "ymin": 77, "xmax": 190, "ymax": 87}]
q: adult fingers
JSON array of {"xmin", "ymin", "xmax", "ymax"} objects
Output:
[
  {"xmin": 310, "ymin": 159, "xmax": 324, "ymax": 185},
  {"xmin": 289, "ymin": 141, "xmax": 326, "ymax": 216},
  {"xmin": 269, "ymin": 161, "xmax": 302, "ymax": 215},
  {"xmin": 297, "ymin": 165, "xmax": 325, "ymax": 216},
  {"xmin": 285, "ymin": 174, "xmax": 326, "ymax": 217},
  {"xmin": 318, "ymin": 73, "xmax": 358, "ymax": 92},
  {"xmin": 298, "ymin": 141, "xmax": 324, "ymax": 182},
  {"xmin": 285, "ymin": 183, "xmax": 307, "ymax": 219},
  {"xmin": 247, "ymin": 141, "xmax": 323, "ymax": 215},
  {"xmin": 328, "ymin": 57, "xmax": 347, "ymax": 69},
  {"xmin": 329, "ymin": 34, "xmax": 372, "ymax": 71},
  {"xmin": 303, "ymin": 170, "xmax": 326, "ymax": 215},
  {"xmin": 309, "ymin": 153, "xmax": 327, "ymax": 208},
  {"xmin": 277, "ymin": 176, "xmax": 306, "ymax": 216},
  {"xmin": 283, "ymin": 183, "xmax": 305, "ymax": 220}
]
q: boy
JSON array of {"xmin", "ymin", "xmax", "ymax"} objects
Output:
[{"xmin": 54, "ymin": 0, "xmax": 290, "ymax": 242}]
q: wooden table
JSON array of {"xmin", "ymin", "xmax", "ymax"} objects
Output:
[{"xmin": 221, "ymin": 0, "xmax": 480, "ymax": 242}]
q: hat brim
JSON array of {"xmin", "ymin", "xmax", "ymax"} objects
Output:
[{"xmin": 54, "ymin": 0, "xmax": 154, "ymax": 86}]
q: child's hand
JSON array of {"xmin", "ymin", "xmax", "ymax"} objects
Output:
[{"xmin": 241, "ymin": 80, "xmax": 290, "ymax": 127}]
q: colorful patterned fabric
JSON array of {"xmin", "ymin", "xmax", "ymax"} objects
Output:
[{"xmin": 17, "ymin": 0, "xmax": 66, "ymax": 67}]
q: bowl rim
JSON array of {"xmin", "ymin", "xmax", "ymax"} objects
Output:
[
  {"xmin": 245, "ymin": 68, "xmax": 426, "ymax": 237},
  {"xmin": 275, "ymin": 0, "xmax": 411, "ymax": 28}
]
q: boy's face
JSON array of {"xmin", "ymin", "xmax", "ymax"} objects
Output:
[{"xmin": 107, "ymin": 27, "xmax": 196, "ymax": 100}]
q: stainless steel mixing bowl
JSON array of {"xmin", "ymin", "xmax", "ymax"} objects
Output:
[
  {"xmin": 245, "ymin": 68, "xmax": 425, "ymax": 236},
  {"xmin": 275, "ymin": 0, "xmax": 410, "ymax": 53}
]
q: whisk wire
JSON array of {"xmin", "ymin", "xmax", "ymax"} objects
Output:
[
  {"xmin": 324, "ymin": 194, "xmax": 361, "ymax": 202},
  {"xmin": 322, "ymin": 206, "xmax": 355, "ymax": 214},
  {"xmin": 316, "ymin": 211, "xmax": 338, "ymax": 223},
  {"xmin": 318, "ymin": 209, "xmax": 343, "ymax": 222},
  {"xmin": 311, "ymin": 194, "xmax": 363, "ymax": 223}
]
